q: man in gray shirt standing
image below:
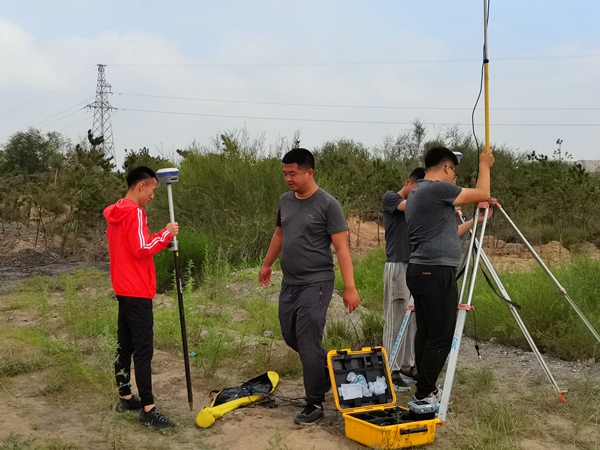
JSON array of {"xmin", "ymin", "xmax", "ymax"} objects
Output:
[
  {"xmin": 381, "ymin": 167, "xmax": 425, "ymax": 392},
  {"xmin": 259, "ymin": 148, "xmax": 361, "ymax": 425},
  {"xmin": 405, "ymin": 147, "xmax": 494, "ymax": 407}
]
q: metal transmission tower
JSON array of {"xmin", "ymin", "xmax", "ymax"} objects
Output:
[{"xmin": 86, "ymin": 64, "xmax": 115, "ymax": 160}]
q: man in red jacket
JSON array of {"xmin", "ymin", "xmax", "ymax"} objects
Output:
[{"xmin": 104, "ymin": 166, "xmax": 178, "ymax": 430}]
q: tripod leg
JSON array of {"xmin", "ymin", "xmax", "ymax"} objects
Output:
[
  {"xmin": 439, "ymin": 206, "xmax": 490, "ymax": 423},
  {"xmin": 445, "ymin": 212, "xmax": 567, "ymax": 407},
  {"xmin": 476, "ymin": 237, "xmax": 566, "ymax": 402},
  {"xmin": 496, "ymin": 205, "xmax": 600, "ymax": 344}
]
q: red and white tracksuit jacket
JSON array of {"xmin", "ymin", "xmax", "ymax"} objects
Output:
[{"xmin": 104, "ymin": 199, "xmax": 172, "ymax": 299}]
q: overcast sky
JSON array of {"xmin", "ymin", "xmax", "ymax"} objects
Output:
[{"xmin": 1, "ymin": 0, "xmax": 599, "ymax": 166}]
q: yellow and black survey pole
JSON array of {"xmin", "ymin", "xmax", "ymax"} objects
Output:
[
  {"xmin": 156, "ymin": 168, "xmax": 194, "ymax": 412},
  {"xmin": 483, "ymin": 0, "xmax": 491, "ymax": 152}
]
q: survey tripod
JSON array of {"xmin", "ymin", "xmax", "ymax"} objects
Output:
[
  {"xmin": 388, "ymin": 199, "xmax": 600, "ymax": 424},
  {"xmin": 436, "ymin": 199, "xmax": 600, "ymax": 422}
]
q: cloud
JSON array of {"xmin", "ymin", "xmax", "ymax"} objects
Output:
[{"xmin": 1, "ymin": 11, "xmax": 599, "ymax": 162}]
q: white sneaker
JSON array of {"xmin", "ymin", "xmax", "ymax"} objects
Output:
[{"xmin": 410, "ymin": 388, "xmax": 442, "ymax": 411}]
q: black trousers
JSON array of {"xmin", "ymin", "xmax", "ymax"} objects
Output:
[
  {"xmin": 279, "ymin": 280, "xmax": 333, "ymax": 404},
  {"xmin": 114, "ymin": 296, "xmax": 155, "ymax": 406},
  {"xmin": 406, "ymin": 264, "xmax": 458, "ymax": 398}
]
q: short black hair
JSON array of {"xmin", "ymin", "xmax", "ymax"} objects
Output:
[
  {"xmin": 409, "ymin": 167, "xmax": 426, "ymax": 182},
  {"xmin": 127, "ymin": 166, "xmax": 157, "ymax": 189},
  {"xmin": 424, "ymin": 147, "xmax": 459, "ymax": 169},
  {"xmin": 281, "ymin": 148, "xmax": 315, "ymax": 170}
]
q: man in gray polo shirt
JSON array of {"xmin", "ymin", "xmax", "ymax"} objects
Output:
[
  {"xmin": 259, "ymin": 148, "xmax": 361, "ymax": 425},
  {"xmin": 381, "ymin": 167, "xmax": 425, "ymax": 392},
  {"xmin": 405, "ymin": 147, "xmax": 494, "ymax": 407}
]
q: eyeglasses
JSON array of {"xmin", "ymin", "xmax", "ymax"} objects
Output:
[{"xmin": 446, "ymin": 165, "xmax": 457, "ymax": 181}]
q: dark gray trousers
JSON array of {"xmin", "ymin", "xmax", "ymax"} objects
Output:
[{"xmin": 279, "ymin": 280, "xmax": 334, "ymax": 404}]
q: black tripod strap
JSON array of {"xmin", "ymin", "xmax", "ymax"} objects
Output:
[
  {"xmin": 456, "ymin": 253, "xmax": 522, "ymax": 310},
  {"xmin": 480, "ymin": 266, "xmax": 522, "ymax": 310}
]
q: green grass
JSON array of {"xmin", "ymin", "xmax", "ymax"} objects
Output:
[
  {"xmin": 455, "ymin": 366, "xmax": 496, "ymax": 393},
  {"xmin": 343, "ymin": 249, "xmax": 600, "ymax": 361},
  {"xmin": 0, "ymin": 354, "xmax": 50, "ymax": 378},
  {"xmin": 323, "ymin": 320, "xmax": 357, "ymax": 351},
  {"xmin": 4, "ymin": 259, "xmax": 600, "ymax": 449},
  {"xmin": 0, "ymin": 434, "xmax": 78, "ymax": 450},
  {"xmin": 464, "ymin": 256, "xmax": 600, "ymax": 360},
  {"xmin": 154, "ymin": 229, "xmax": 213, "ymax": 293},
  {"xmin": 335, "ymin": 246, "xmax": 386, "ymax": 311}
]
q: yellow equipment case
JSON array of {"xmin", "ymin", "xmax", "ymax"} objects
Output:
[{"xmin": 327, "ymin": 347, "xmax": 440, "ymax": 449}]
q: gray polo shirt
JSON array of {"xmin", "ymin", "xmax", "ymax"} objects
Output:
[
  {"xmin": 405, "ymin": 179, "xmax": 463, "ymax": 267},
  {"xmin": 381, "ymin": 191, "xmax": 410, "ymax": 263},
  {"xmin": 276, "ymin": 188, "xmax": 348, "ymax": 285}
]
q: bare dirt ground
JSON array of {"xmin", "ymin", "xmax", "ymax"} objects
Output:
[
  {"xmin": 0, "ymin": 223, "xmax": 108, "ymax": 293},
  {"xmin": 3, "ymin": 288, "xmax": 600, "ymax": 450},
  {"xmin": 347, "ymin": 216, "xmax": 600, "ymax": 270},
  {"xmin": 2, "ymin": 220, "xmax": 600, "ymax": 449}
]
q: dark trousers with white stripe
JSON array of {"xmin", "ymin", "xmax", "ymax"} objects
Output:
[{"xmin": 114, "ymin": 296, "xmax": 155, "ymax": 406}]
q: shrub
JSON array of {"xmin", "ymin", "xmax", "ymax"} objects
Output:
[{"xmin": 154, "ymin": 229, "xmax": 213, "ymax": 293}]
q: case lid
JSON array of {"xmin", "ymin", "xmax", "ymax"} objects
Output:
[{"xmin": 327, "ymin": 347, "xmax": 397, "ymax": 413}]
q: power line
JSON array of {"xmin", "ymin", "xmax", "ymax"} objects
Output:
[
  {"xmin": 31, "ymin": 98, "xmax": 94, "ymax": 128},
  {"xmin": 106, "ymin": 54, "xmax": 600, "ymax": 68},
  {"xmin": 116, "ymin": 106, "xmax": 600, "ymax": 127},
  {"xmin": 116, "ymin": 92, "xmax": 600, "ymax": 112},
  {"xmin": 56, "ymin": 116, "xmax": 90, "ymax": 132},
  {"xmin": 0, "ymin": 67, "xmax": 97, "ymax": 119},
  {"xmin": 39, "ymin": 108, "xmax": 87, "ymax": 130},
  {"xmin": 0, "ymin": 110, "xmax": 90, "ymax": 142}
]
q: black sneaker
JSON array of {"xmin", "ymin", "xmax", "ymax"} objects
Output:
[
  {"xmin": 294, "ymin": 403, "xmax": 324, "ymax": 425},
  {"xmin": 115, "ymin": 394, "xmax": 143, "ymax": 412},
  {"xmin": 391, "ymin": 373, "xmax": 411, "ymax": 392},
  {"xmin": 139, "ymin": 407, "xmax": 176, "ymax": 430},
  {"xmin": 400, "ymin": 366, "xmax": 419, "ymax": 383}
]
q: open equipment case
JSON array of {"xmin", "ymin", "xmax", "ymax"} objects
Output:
[{"xmin": 327, "ymin": 347, "xmax": 440, "ymax": 449}]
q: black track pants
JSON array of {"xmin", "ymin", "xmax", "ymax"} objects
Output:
[
  {"xmin": 114, "ymin": 296, "xmax": 155, "ymax": 406},
  {"xmin": 279, "ymin": 280, "xmax": 334, "ymax": 404},
  {"xmin": 406, "ymin": 264, "xmax": 458, "ymax": 398}
]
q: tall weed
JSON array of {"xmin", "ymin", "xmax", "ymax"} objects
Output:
[
  {"xmin": 335, "ymin": 246, "xmax": 386, "ymax": 311},
  {"xmin": 148, "ymin": 148, "xmax": 287, "ymax": 264},
  {"xmin": 465, "ymin": 257, "xmax": 600, "ymax": 360},
  {"xmin": 154, "ymin": 229, "xmax": 213, "ymax": 293}
]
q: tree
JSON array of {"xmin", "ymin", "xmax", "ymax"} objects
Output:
[
  {"xmin": 57, "ymin": 142, "xmax": 123, "ymax": 254},
  {"xmin": 0, "ymin": 128, "xmax": 65, "ymax": 175},
  {"xmin": 0, "ymin": 129, "xmax": 68, "ymax": 236},
  {"xmin": 122, "ymin": 147, "xmax": 173, "ymax": 174}
]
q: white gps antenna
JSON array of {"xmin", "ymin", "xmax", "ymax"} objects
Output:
[{"xmin": 453, "ymin": 152, "xmax": 463, "ymax": 165}]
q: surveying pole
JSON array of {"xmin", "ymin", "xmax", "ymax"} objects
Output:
[
  {"xmin": 156, "ymin": 168, "xmax": 194, "ymax": 411},
  {"xmin": 483, "ymin": 0, "xmax": 491, "ymax": 154}
]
